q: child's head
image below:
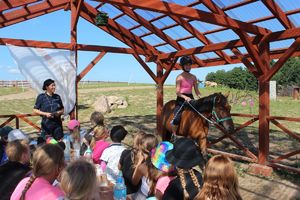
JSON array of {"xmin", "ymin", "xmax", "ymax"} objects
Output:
[
  {"xmin": 6, "ymin": 140, "xmax": 30, "ymax": 165},
  {"xmin": 90, "ymin": 125, "xmax": 109, "ymax": 149},
  {"xmin": 90, "ymin": 111, "xmax": 104, "ymax": 126},
  {"xmin": 0, "ymin": 126, "xmax": 13, "ymax": 143},
  {"xmin": 20, "ymin": 144, "xmax": 65, "ymax": 200},
  {"xmin": 133, "ymin": 131, "xmax": 146, "ymax": 150},
  {"xmin": 110, "ymin": 125, "xmax": 128, "ymax": 143},
  {"xmin": 140, "ymin": 134, "xmax": 158, "ymax": 157},
  {"xmin": 195, "ymin": 155, "xmax": 241, "ymax": 200},
  {"xmin": 31, "ymin": 144, "xmax": 65, "ymax": 178},
  {"xmin": 93, "ymin": 126, "xmax": 109, "ymax": 141},
  {"xmin": 68, "ymin": 120, "xmax": 80, "ymax": 132},
  {"xmin": 60, "ymin": 160, "xmax": 98, "ymax": 200}
]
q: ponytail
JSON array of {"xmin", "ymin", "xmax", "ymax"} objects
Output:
[{"xmin": 20, "ymin": 175, "xmax": 36, "ymax": 200}]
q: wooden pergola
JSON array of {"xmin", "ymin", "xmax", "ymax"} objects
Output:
[{"xmin": 1, "ymin": 0, "xmax": 300, "ymax": 174}]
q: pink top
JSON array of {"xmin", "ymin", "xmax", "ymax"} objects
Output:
[
  {"xmin": 92, "ymin": 140, "xmax": 110, "ymax": 164},
  {"xmin": 11, "ymin": 177, "xmax": 64, "ymax": 200},
  {"xmin": 179, "ymin": 77, "xmax": 194, "ymax": 94},
  {"xmin": 156, "ymin": 176, "xmax": 176, "ymax": 194}
]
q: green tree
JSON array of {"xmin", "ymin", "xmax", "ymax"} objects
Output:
[{"xmin": 271, "ymin": 57, "xmax": 300, "ymax": 86}]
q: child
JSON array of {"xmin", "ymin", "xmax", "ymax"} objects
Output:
[
  {"xmin": 118, "ymin": 131, "xmax": 145, "ymax": 195},
  {"xmin": 162, "ymin": 138, "xmax": 204, "ymax": 200},
  {"xmin": 60, "ymin": 160, "xmax": 100, "ymax": 200},
  {"xmin": 131, "ymin": 134, "xmax": 158, "ymax": 199},
  {"xmin": 100, "ymin": 125, "xmax": 128, "ymax": 184},
  {"xmin": 0, "ymin": 140, "xmax": 31, "ymax": 200},
  {"xmin": 194, "ymin": 155, "xmax": 242, "ymax": 200},
  {"xmin": 80, "ymin": 111, "xmax": 105, "ymax": 155},
  {"xmin": 90, "ymin": 125, "xmax": 110, "ymax": 164},
  {"xmin": 0, "ymin": 126, "xmax": 13, "ymax": 165},
  {"xmin": 150, "ymin": 141, "xmax": 176, "ymax": 200},
  {"xmin": 11, "ymin": 144, "xmax": 65, "ymax": 200}
]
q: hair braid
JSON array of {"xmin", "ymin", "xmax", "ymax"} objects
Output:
[
  {"xmin": 20, "ymin": 174, "xmax": 36, "ymax": 200},
  {"xmin": 178, "ymin": 168, "xmax": 189, "ymax": 200},
  {"xmin": 189, "ymin": 169, "xmax": 201, "ymax": 191}
]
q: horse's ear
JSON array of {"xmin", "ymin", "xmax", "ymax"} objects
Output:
[{"xmin": 224, "ymin": 92, "xmax": 230, "ymax": 98}]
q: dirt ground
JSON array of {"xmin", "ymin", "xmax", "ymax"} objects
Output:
[{"xmin": 1, "ymin": 88, "xmax": 300, "ymax": 200}]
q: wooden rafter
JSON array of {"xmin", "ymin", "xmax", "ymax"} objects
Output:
[
  {"xmin": 77, "ymin": 52, "xmax": 106, "ymax": 82},
  {"xmin": 0, "ymin": 0, "xmax": 69, "ymax": 28},
  {"xmin": 71, "ymin": 0, "xmax": 84, "ymax": 32},
  {"xmin": 0, "ymin": 37, "xmax": 152, "ymax": 55},
  {"xmin": 115, "ymin": 4, "xmax": 205, "ymax": 67},
  {"xmin": 261, "ymin": 0, "xmax": 295, "ymax": 29},
  {"xmin": 0, "ymin": 0, "xmax": 40, "ymax": 12},
  {"xmin": 95, "ymin": 0, "xmax": 270, "ymax": 35}
]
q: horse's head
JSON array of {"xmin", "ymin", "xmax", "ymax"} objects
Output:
[{"xmin": 211, "ymin": 93, "xmax": 234, "ymax": 133}]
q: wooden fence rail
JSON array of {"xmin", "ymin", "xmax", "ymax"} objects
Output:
[{"xmin": 0, "ymin": 112, "xmax": 299, "ymax": 173}]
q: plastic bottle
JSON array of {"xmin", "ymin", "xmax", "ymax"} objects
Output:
[
  {"xmin": 113, "ymin": 171, "xmax": 127, "ymax": 200},
  {"xmin": 73, "ymin": 141, "xmax": 81, "ymax": 160},
  {"xmin": 83, "ymin": 146, "xmax": 93, "ymax": 163},
  {"xmin": 63, "ymin": 135, "xmax": 71, "ymax": 162}
]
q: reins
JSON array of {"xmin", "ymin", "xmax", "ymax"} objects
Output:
[{"xmin": 185, "ymin": 96, "xmax": 232, "ymax": 125}]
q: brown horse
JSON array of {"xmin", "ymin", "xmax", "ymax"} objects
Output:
[{"xmin": 161, "ymin": 93, "xmax": 234, "ymax": 160}]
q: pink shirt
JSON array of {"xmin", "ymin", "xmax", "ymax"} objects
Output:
[
  {"xmin": 156, "ymin": 176, "xmax": 176, "ymax": 194},
  {"xmin": 11, "ymin": 177, "xmax": 64, "ymax": 200},
  {"xmin": 179, "ymin": 77, "xmax": 194, "ymax": 94},
  {"xmin": 92, "ymin": 140, "xmax": 110, "ymax": 164}
]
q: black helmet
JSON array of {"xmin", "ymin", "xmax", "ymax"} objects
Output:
[{"xmin": 179, "ymin": 56, "xmax": 193, "ymax": 66}]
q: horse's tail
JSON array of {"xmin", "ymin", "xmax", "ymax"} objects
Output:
[{"xmin": 161, "ymin": 100, "xmax": 176, "ymax": 141}]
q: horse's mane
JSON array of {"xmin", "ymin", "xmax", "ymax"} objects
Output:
[{"xmin": 192, "ymin": 93, "xmax": 223, "ymax": 113}]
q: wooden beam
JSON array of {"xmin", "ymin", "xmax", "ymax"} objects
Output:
[
  {"xmin": 95, "ymin": 0, "xmax": 270, "ymax": 35},
  {"xmin": 169, "ymin": 15, "xmax": 232, "ymax": 64},
  {"xmin": 71, "ymin": 0, "xmax": 84, "ymax": 31},
  {"xmin": 261, "ymin": 0, "xmax": 295, "ymax": 29},
  {"xmin": 77, "ymin": 52, "xmax": 106, "ymax": 82},
  {"xmin": 132, "ymin": 54, "xmax": 157, "ymax": 83},
  {"xmin": 262, "ymin": 37, "xmax": 300, "ymax": 82},
  {"xmin": 0, "ymin": 0, "xmax": 69, "ymax": 28},
  {"xmin": 116, "ymin": 4, "xmax": 205, "ymax": 66},
  {"xmin": 155, "ymin": 26, "xmax": 300, "ymax": 62},
  {"xmin": 0, "ymin": 37, "xmax": 150, "ymax": 54},
  {"xmin": 0, "ymin": 0, "xmax": 68, "ymax": 24},
  {"xmin": 0, "ymin": 0, "xmax": 40, "ymax": 12},
  {"xmin": 81, "ymin": 2, "xmax": 158, "ymax": 55}
]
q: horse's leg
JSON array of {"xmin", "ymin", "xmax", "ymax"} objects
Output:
[{"xmin": 198, "ymin": 135, "xmax": 208, "ymax": 163}]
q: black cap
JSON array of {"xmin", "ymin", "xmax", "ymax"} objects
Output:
[
  {"xmin": 179, "ymin": 56, "xmax": 193, "ymax": 66},
  {"xmin": 42, "ymin": 79, "xmax": 55, "ymax": 90}
]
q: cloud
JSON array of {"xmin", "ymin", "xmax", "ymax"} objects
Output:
[{"xmin": 8, "ymin": 68, "xmax": 20, "ymax": 74}]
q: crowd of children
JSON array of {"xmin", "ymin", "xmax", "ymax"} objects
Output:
[{"xmin": 0, "ymin": 110, "xmax": 243, "ymax": 200}]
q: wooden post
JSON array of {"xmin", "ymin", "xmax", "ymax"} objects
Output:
[
  {"xmin": 258, "ymin": 80, "xmax": 270, "ymax": 164},
  {"xmin": 70, "ymin": 0, "xmax": 78, "ymax": 120},
  {"xmin": 156, "ymin": 64, "xmax": 163, "ymax": 135}
]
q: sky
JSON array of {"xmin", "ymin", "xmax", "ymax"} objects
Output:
[{"xmin": 0, "ymin": 6, "xmax": 268, "ymax": 85}]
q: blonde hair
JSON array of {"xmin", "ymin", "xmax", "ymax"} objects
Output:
[
  {"xmin": 177, "ymin": 168, "xmax": 201, "ymax": 200},
  {"xmin": 60, "ymin": 160, "xmax": 98, "ymax": 200},
  {"xmin": 6, "ymin": 140, "xmax": 29, "ymax": 162},
  {"xmin": 195, "ymin": 155, "xmax": 242, "ymax": 200},
  {"xmin": 131, "ymin": 131, "xmax": 146, "ymax": 166},
  {"xmin": 133, "ymin": 134, "xmax": 158, "ymax": 169},
  {"xmin": 147, "ymin": 162, "xmax": 165, "ymax": 196},
  {"xmin": 20, "ymin": 144, "xmax": 64, "ymax": 200},
  {"xmin": 90, "ymin": 125, "xmax": 108, "ymax": 149}
]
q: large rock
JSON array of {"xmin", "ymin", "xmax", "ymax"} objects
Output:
[
  {"xmin": 93, "ymin": 96, "xmax": 111, "ymax": 113},
  {"xmin": 93, "ymin": 96, "xmax": 128, "ymax": 113}
]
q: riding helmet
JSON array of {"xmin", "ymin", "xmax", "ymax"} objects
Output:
[{"xmin": 179, "ymin": 56, "xmax": 193, "ymax": 66}]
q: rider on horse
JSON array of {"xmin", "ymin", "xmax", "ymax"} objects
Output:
[{"xmin": 171, "ymin": 56, "xmax": 202, "ymax": 135}]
